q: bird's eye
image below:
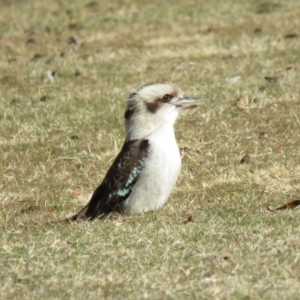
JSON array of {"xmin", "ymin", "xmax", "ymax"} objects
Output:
[{"xmin": 161, "ymin": 94, "xmax": 173, "ymax": 102}]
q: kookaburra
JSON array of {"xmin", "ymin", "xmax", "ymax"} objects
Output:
[{"xmin": 69, "ymin": 82, "xmax": 202, "ymax": 220}]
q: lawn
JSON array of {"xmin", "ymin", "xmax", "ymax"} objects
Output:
[{"xmin": 1, "ymin": 0, "xmax": 300, "ymax": 299}]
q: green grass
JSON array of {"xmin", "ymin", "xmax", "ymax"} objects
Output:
[{"xmin": 1, "ymin": 0, "xmax": 300, "ymax": 298}]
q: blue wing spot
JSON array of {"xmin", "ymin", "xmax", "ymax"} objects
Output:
[{"xmin": 115, "ymin": 158, "xmax": 145, "ymax": 197}]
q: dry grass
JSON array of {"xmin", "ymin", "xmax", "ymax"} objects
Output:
[{"xmin": 1, "ymin": 0, "xmax": 300, "ymax": 299}]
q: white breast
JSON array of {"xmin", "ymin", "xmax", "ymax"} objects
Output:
[{"xmin": 122, "ymin": 125, "xmax": 181, "ymax": 215}]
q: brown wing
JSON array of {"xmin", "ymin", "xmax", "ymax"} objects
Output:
[{"xmin": 69, "ymin": 139, "xmax": 149, "ymax": 220}]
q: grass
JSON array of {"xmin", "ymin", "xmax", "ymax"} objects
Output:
[{"xmin": 1, "ymin": 0, "xmax": 300, "ymax": 298}]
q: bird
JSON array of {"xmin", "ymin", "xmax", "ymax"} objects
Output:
[{"xmin": 69, "ymin": 82, "xmax": 203, "ymax": 221}]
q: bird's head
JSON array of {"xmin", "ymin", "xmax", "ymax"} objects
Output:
[{"xmin": 124, "ymin": 82, "xmax": 203, "ymax": 139}]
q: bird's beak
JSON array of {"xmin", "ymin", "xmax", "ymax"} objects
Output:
[{"xmin": 174, "ymin": 96, "xmax": 205, "ymax": 109}]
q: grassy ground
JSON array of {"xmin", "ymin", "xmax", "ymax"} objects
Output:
[{"xmin": 1, "ymin": 0, "xmax": 300, "ymax": 298}]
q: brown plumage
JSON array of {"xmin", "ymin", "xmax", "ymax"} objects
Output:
[{"xmin": 69, "ymin": 139, "xmax": 149, "ymax": 220}]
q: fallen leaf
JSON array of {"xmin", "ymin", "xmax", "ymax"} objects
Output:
[
  {"xmin": 74, "ymin": 70, "xmax": 81, "ymax": 77},
  {"xmin": 67, "ymin": 36, "xmax": 77, "ymax": 45},
  {"xmin": 70, "ymin": 135, "xmax": 79, "ymax": 140},
  {"xmin": 259, "ymin": 131, "xmax": 267, "ymax": 139},
  {"xmin": 183, "ymin": 215, "xmax": 193, "ymax": 224},
  {"xmin": 235, "ymin": 96, "xmax": 244, "ymax": 110},
  {"xmin": 26, "ymin": 38, "xmax": 36, "ymax": 45},
  {"xmin": 213, "ymin": 253, "xmax": 231, "ymax": 261},
  {"xmin": 254, "ymin": 28, "xmax": 262, "ymax": 34},
  {"xmin": 284, "ymin": 33, "xmax": 299, "ymax": 39},
  {"xmin": 40, "ymin": 95, "xmax": 50, "ymax": 102},
  {"xmin": 31, "ymin": 54, "xmax": 45, "ymax": 62},
  {"xmin": 267, "ymin": 200, "xmax": 300, "ymax": 211},
  {"xmin": 264, "ymin": 76, "xmax": 278, "ymax": 83},
  {"xmin": 66, "ymin": 9, "xmax": 73, "ymax": 17},
  {"xmin": 85, "ymin": 1, "xmax": 98, "ymax": 8},
  {"xmin": 69, "ymin": 23, "xmax": 83, "ymax": 30},
  {"xmin": 240, "ymin": 154, "xmax": 250, "ymax": 164},
  {"xmin": 72, "ymin": 188, "xmax": 82, "ymax": 198}
]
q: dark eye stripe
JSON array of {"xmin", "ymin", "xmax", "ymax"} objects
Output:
[
  {"xmin": 145, "ymin": 94, "xmax": 174, "ymax": 114},
  {"xmin": 145, "ymin": 101, "xmax": 160, "ymax": 113}
]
